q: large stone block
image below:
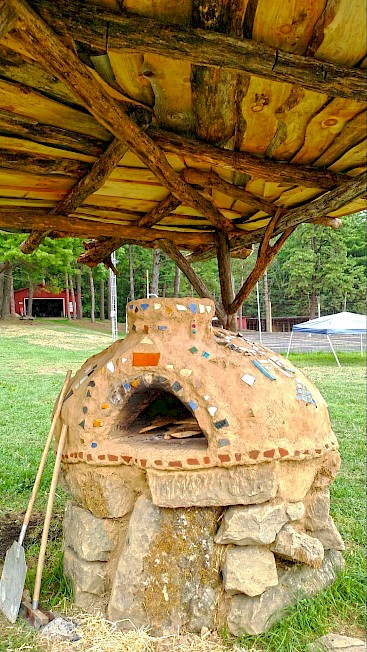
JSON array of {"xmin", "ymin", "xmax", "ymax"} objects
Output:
[
  {"xmin": 62, "ymin": 464, "xmax": 146, "ymax": 518},
  {"xmin": 147, "ymin": 465, "xmax": 278, "ymax": 508},
  {"xmin": 306, "ymin": 634, "xmax": 366, "ymax": 652},
  {"xmin": 63, "ymin": 502, "xmax": 121, "ymax": 562},
  {"xmin": 304, "ymin": 489, "xmax": 330, "ymax": 531},
  {"xmin": 227, "ymin": 549, "xmax": 344, "ymax": 636},
  {"xmin": 108, "ymin": 495, "xmax": 221, "ymax": 633},
  {"xmin": 73, "ymin": 585, "xmax": 107, "ymax": 616},
  {"xmin": 286, "ymin": 502, "xmax": 305, "ymax": 521},
  {"xmin": 223, "ymin": 546, "xmax": 278, "ymax": 596},
  {"xmin": 270, "ymin": 524, "xmax": 324, "ymax": 568},
  {"xmin": 309, "ymin": 516, "xmax": 345, "ymax": 551},
  {"xmin": 276, "ymin": 459, "xmax": 319, "ymax": 502},
  {"xmin": 63, "ymin": 546, "xmax": 108, "ymax": 596},
  {"xmin": 215, "ymin": 500, "xmax": 287, "ymax": 545}
]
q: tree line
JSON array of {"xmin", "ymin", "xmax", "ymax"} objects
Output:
[{"xmin": 0, "ymin": 212, "xmax": 365, "ymax": 323}]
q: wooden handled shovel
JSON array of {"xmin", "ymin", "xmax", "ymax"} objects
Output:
[{"xmin": 0, "ymin": 370, "xmax": 72, "ymax": 624}]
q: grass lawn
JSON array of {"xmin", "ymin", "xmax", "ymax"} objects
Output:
[{"xmin": 0, "ymin": 320, "xmax": 365, "ymax": 652}]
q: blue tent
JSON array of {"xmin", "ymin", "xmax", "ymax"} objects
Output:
[{"xmin": 286, "ymin": 312, "xmax": 367, "ymax": 366}]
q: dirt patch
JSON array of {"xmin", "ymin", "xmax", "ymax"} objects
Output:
[{"xmin": 0, "ymin": 513, "xmax": 62, "ymax": 559}]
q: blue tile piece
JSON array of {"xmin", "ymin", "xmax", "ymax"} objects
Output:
[
  {"xmin": 189, "ymin": 302, "xmax": 197, "ymax": 314},
  {"xmin": 123, "ymin": 382, "xmax": 131, "ymax": 392},
  {"xmin": 218, "ymin": 438, "xmax": 230, "ymax": 447},
  {"xmin": 82, "ymin": 406, "xmax": 88, "ymax": 414},
  {"xmin": 91, "ymin": 442, "xmax": 97, "ymax": 448},
  {"xmin": 141, "ymin": 303, "xmax": 150, "ymax": 310},
  {"xmin": 129, "ymin": 304, "xmax": 133, "ymax": 309},
  {"xmin": 158, "ymin": 325, "xmax": 167, "ymax": 331},
  {"xmin": 156, "ymin": 376, "xmax": 167, "ymax": 383},
  {"xmin": 189, "ymin": 399, "xmax": 198, "ymax": 411},
  {"xmin": 202, "ymin": 351, "xmax": 210, "ymax": 359},
  {"xmin": 252, "ymin": 359, "xmax": 276, "ymax": 380},
  {"xmin": 215, "ymin": 419, "xmax": 229, "ymax": 429},
  {"xmin": 171, "ymin": 381, "xmax": 183, "ymax": 392}
]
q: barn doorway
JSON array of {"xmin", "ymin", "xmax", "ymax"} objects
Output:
[{"xmin": 24, "ymin": 298, "xmax": 64, "ymax": 317}]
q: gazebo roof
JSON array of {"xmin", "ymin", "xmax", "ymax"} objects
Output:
[{"xmin": 0, "ymin": 0, "xmax": 366, "ymax": 325}]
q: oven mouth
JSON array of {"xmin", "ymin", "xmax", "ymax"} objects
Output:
[{"xmin": 110, "ymin": 388, "xmax": 208, "ymax": 450}]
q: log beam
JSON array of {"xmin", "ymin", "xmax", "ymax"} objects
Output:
[
  {"xmin": 182, "ymin": 168, "xmax": 279, "ymax": 215},
  {"xmin": 0, "ymin": 0, "xmax": 16, "ymax": 38},
  {"xmin": 137, "ymin": 194, "xmax": 180, "ymax": 228},
  {"xmin": 9, "ymin": 0, "xmax": 235, "ymax": 234},
  {"xmin": 0, "ymin": 209, "xmax": 217, "ymax": 248},
  {"xmin": 32, "ymin": 0, "xmax": 367, "ymax": 101},
  {"xmin": 155, "ymin": 238, "xmax": 226, "ymax": 325},
  {"xmin": 150, "ymin": 128, "xmax": 345, "ymax": 190}
]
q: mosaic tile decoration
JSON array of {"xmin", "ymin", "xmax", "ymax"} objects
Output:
[
  {"xmin": 157, "ymin": 325, "xmax": 167, "ymax": 331},
  {"xmin": 190, "ymin": 346, "xmax": 198, "ymax": 354},
  {"xmin": 107, "ymin": 361, "xmax": 115, "ymax": 373},
  {"xmin": 296, "ymin": 379, "xmax": 317, "ymax": 406},
  {"xmin": 189, "ymin": 302, "xmax": 197, "ymax": 314},
  {"xmin": 140, "ymin": 303, "xmax": 149, "ymax": 310},
  {"xmin": 241, "ymin": 373, "xmax": 256, "ymax": 386},
  {"xmin": 252, "ymin": 359, "xmax": 276, "ymax": 381},
  {"xmin": 133, "ymin": 352, "xmax": 160, "ymax": 366},
  {"xmin": 171, "ymin": 381, "xmax": 183, "ymax": 392},
  {"xmin": 202, "ymin": 351, "xmax": 210, "ymax": 358},
  {"xmin": 189, "ymin": 399, "xmax": 198, "ymax": 411},
  {"xmin": 214, "ymin": 418, "xmax": 229, "ymax": 429}
]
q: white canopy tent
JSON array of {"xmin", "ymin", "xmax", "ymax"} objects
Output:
[{"xmin": 286, "ymin": 312, "xmax": 367, "ymax": 367}]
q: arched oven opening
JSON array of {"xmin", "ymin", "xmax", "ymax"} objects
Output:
[{"xmin": 111, "ymin": 386, "xmax": 207, "ymax": 450}]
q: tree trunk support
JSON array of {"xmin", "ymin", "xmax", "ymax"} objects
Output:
[{"xmin": 216, "ymin": 231, "xmax": 236, "ymax": 331}]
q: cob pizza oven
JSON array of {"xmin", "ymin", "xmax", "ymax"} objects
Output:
[{"xmin": 57, "ymin": 298, "xmax": 345, "ymax": 636}]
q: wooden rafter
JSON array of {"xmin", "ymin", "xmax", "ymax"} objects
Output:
[
  {"xmin": 8, "ymin": 0, "xmax": 236, "ymax": 234},
  {"xmin": 216, "ymin": 231, "xmax": 235, "ymax": 329},
  {"xmin": 20, "ymin": 138, "xmax": 130, "ymax": 253},
  {"xmin": 149, "ymin": 128, "xmax": 345, "ymax": 190},
  {"xmin": 155, "ymin": 238, "xmax": 226, "ymax": 325},
  {"xmin": 137, "ymin": 195, "xmax": 180, "ymax": 228},
  {"xmin": 182, "ymin": 169, "xmax": 279, "ymax": 215},
  {"xmin": 32, "ymin": 0, "xmax": 367, "ymax": 101},
  {"xmin": 229, "ymin": 209, "xmax": 295, "ymax": 315},
  {"xmin": 0, "ymin": 0, "xmax": 16, "ymax": 38}
]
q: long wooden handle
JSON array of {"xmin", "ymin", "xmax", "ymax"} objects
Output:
[
  {"xmin": 32, "ymin": 422, "xmax": 68, "ymax": 610},
  {"xmin": 19, "ymin": 370, "xmax": 72, "ymax": 547}
]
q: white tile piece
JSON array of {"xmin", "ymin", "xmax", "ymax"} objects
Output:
[
  {"xmin": 166, "ymin": 364, "xmax": 174, "ymax": 370},
  {"xmin": 208, "ymin": 406, "xmax": 217, "ymax": 416},
  {"xmin": 121, "ymin": 357, "xmax": 127, "ymax": 363},
  {"xmin": 106, "ymin": 361, "xmax": 115, "ymax": 373},
  {"xmin": 176, "ymin": 304, "xmax": 187, "ymax": 311},
  {"xmin": 199, "ymin": 304, "xmax": 205, "ymax": 313},
  {"xmin": 241, "ymin": 374, "xmax": 256, "ymax": 386},
  {"xmin": 154, "ymin": 303, "xmax": 161, "ymax": 309},
  {"xmin": 205, "ymin": 306, "xmax": 212, "ymax": 313},
  {"xmin": 141, "ymin": 336, "xmax": 153, "ymax": 344},
  {"xmin": 180, "ymin": 368, "xmax": 192, "ymax": 377},
  {"xmin": 204, "ymin": 395, "xmax": 210, "ymax": 401}
]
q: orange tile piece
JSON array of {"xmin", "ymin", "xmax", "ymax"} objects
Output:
[
  {"xmin": 130, "ymin": 378, "xmax": 140, "ymax": 388},
  {"xmin": 101, "ymin": 403, "xmax": 109, "ymax": 409},
  {"xmin": 133, "ymin": 352, "xmax": 160, "ymax": 367},
  {"xmin": 93, "ymin": 419, "xmax": 103, "ymax": 427}
]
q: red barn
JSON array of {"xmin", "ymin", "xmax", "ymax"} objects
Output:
[{"xmin": 13, "ymin": 286, "xmax": 74, "ymax": 317}]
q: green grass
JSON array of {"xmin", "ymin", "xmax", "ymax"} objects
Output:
[{"xmin": 0, "ymin": 321, "xmax": 365, "ymax": 650}]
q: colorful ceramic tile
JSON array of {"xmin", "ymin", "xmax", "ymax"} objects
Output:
[
  {"xmin": 141, "ymin": 336, "xmax": 153, "ymax": 344},
  {"xmin": 144, "ymin": 325, "xmax": 149, "ymax": 333},
  {"xmin": 88, "ymin": 381, "xmax": 96, "ymax": 387},
  {"xmin": 129, "ymin": 304, "xmax": 133, "ymax": 310},
  {"xmin": 180, "ymin": 369, "xmax": 193, "ymax": 377},
  {"xmin": 86, "ymin": 390, "xmax": 91, "ymax": 398},
  {"xmin": 204, "ymin": 395, "xmax": 210, "ymax": 401},
  {"xmin": 93, "ymin": 419, "xmax": 103, "ymax": 427},
  {"xmin": 199, "ymin": 304, "xmax": 205, "ymax": 314},
  {"xmin": 165, "ymin": 305, "xmax": 173, "ymax": 314},
  {"xmin": 189, "ymin": 302, "xmax": 197, "ymax": 314},
  {"xmin": 154, "ymin": 303, "xmax": 161, "ymax": 309},
  {"xmin": 166, "ymin": 364, "xmax": 174, "ymax": 370},
  {"xmin": 205, "ymin": 306, "xmax": 211, "ymax": 313},
  {"xmin": 91, "ymin": 442, "xmax": 97, "ymax": 448},
  {"xmin": 218, "ymin": 438, "xmax": 230, "ymax": 447},
  {"xmin": 190, "ymin": 346, "xmax": 199, "ymax": 354},
  {"xmin": 189, "ymin": 399, "xmax": 198, "ymax": 411},
  {"xmin": 141, "ymin": 303, "xmax": 149, "ymax": 310},
  {"xmin": 133, "ymin": 352, "xmax": 160, "ymax": 366},
  {"xmin": 101, "ymin": 403, "xmax": 109, "ymax": 409},
  {"xmin": 78, "ymin": 420, "xmax": 85, "ymax": 429},
  {"xmin": 252, "ymin": 360, "xmax": 276, "ymax": 380},
  {"xmin": 215, "ymin": 418, "xmax": 229, "ymax": 429},
  {"xmin": 123, "ymin": 382, "xmax": 132, "ymax": 392},
  {"xmin": 82, "ymin": 406, "xmax": 88, "ymax": 414},
  {"xmin": 208, "ymin": 406, "xmax": 217, "ymax": 416},
  {"xmin": 241, "ymin": 373, "xmax": 256, "ymax": 386},
  {"xmin": 157, "ymin": 326, "xmax": 167, "ymax": 331},
  {"xmin": 202, "ymin": 351, "xmax": 210, "ymax": 359},
  {"xmin": 156, "ymin": 376, "xmax": 167, "ymax": 383},
  {"xmin": 130, "ymin": 379, "xmax": 140, "ymax": 388},
  {"xmin": 107, "ymin": 361, "xmax": 115, "ymax": 373},
  {"xmin": 121, "ymin": 357, "xmax": 127, "ymax": 363},
  {"xmin": 171, "ymin": 381, "xmax": 183, "ymax": 392}
]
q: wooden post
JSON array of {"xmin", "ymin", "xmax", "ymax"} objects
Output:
[{"xmin": 216, "ymin": 231, "xmax": 236, "ymax": 331}]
